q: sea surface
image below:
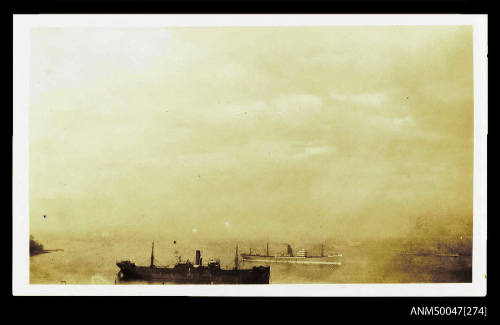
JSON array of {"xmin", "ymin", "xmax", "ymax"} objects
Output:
[{"xmin": 29, "ymin": 237, "xmax": 472, "ymax": 284}]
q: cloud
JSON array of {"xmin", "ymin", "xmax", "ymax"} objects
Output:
[
  {"xmin": 294, "ymin": 146, "xmax": 334, "ymax": 159},
  {"xmin": 330, "ymin": 91, "xmax": 388, "ymax": 107},
  {"xmin": 29, "ymin": 26, "xmax": 473, "ymax": 241}
]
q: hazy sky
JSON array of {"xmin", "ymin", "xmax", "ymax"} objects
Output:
[{"xmin": 30, "ymin": 26, "xmax": 473, "ymax": 242}]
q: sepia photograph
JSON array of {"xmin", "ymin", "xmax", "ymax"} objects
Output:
[{"xmin": 13, "ymin": 14, "xmax": 487, "ymax": 296}]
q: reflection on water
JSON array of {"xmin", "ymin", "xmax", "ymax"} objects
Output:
[{"xmin": 30, "ymin": 238, "xmax": 472, "ymax": 285}]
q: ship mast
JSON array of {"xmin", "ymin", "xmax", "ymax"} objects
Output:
[
  {"xmin": 266, "ymin": 242, "xmax": 269, "ymax": 256},
  {"xmin": 234, "ymin": 245, "xmax": 239, "ymax": 270},
  {"xmin": 150, "ymin": 241, "xmax": 155, "ymax": 268}
]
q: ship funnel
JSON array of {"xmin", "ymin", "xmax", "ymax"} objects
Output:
[{"xmin": 195, "ymin": 250, "xmax": 201, "ymax": 265}]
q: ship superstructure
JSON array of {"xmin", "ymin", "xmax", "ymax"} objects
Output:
[{"xmin": 241, "ymin": 243, "xmax": 342, "ymax": 265}]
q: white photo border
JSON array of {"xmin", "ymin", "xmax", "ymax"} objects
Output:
[{"xmin": 13, "ymin": 14, "xmax": 488, "ymax": 296}]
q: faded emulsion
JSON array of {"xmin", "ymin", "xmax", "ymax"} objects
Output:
[{"xmin": 29, "ymin": 26, "xmax": 473, "ymax": 285}]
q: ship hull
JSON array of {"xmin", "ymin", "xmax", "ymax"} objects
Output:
[
  {"xmin": 117, "ymin": 264, "xmax": 270, "ymax": 284},
  {"xmin": 241, "ymin": 254, "xmax": 341, "ymax": 265}
]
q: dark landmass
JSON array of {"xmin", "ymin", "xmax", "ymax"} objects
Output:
[{"xmin": 30, "ymin": 235, "xmax": 64, "ymax": 257}]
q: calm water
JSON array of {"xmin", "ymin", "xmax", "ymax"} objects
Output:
[{"xmin": 30, "ymin": 238, "xmax": 472, "ymax": 284}]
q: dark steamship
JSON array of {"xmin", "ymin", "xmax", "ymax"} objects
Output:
[{"xmin": 116, "ymin": 242, "xmax": 270, "ymax": 284}]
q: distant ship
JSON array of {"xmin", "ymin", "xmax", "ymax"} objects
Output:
[
  {"xmin": 241, "ymin": 243, "xmax": 342, "ymax": 265},
  {"xmin": 116, "ymin": 242, "xmax": 270, "ymax": 284},
  {"xmin": 400, "ymin": 251, "xmax": 460, "ymax": 257},
  {"xmin": 400, "ymin": 241, "xmax": 460, "ymax": 258}
]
